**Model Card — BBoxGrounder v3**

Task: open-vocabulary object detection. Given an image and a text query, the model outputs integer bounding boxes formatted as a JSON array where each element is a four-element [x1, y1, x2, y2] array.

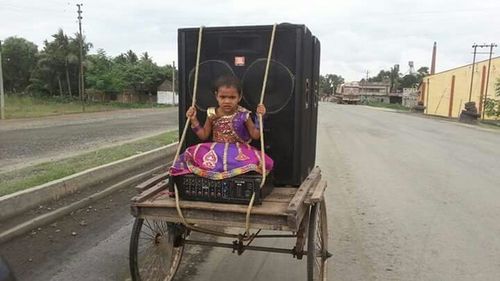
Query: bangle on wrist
[[191, 124, 202, 133], [253, 114, 263, 130]]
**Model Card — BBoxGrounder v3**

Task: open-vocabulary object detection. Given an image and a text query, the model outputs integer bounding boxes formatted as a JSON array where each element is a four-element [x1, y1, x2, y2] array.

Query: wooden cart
[[129, 167, 330, 281]]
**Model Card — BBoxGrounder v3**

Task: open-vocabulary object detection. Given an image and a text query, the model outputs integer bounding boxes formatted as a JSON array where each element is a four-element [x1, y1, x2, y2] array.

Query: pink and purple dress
[[170, 106, 274, 180]]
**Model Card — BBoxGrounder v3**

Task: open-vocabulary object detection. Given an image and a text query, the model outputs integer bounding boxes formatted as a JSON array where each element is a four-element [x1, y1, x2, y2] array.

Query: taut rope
[[172, 24, 277, 239]]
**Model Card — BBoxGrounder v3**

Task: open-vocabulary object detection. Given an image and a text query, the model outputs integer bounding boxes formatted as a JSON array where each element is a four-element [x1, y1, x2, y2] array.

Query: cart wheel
[[129, 218, 187, 281], [307, 200, 329, 281]]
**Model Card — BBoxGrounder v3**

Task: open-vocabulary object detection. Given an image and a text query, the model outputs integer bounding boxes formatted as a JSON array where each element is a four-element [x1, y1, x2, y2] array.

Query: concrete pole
[[0, 40, 5, 120], [468, 44, 478, 102], [479, 65, 486, 116], [77, 4, 85, 112]]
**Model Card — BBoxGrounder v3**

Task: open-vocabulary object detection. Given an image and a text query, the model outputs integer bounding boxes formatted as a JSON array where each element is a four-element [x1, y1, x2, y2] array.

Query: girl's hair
[[214, 75, 242, 95]]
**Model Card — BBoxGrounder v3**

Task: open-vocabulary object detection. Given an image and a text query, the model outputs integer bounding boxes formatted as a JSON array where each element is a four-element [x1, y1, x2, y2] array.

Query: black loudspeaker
[[178, 24, 320, 186], [309, 36, 321, 170]]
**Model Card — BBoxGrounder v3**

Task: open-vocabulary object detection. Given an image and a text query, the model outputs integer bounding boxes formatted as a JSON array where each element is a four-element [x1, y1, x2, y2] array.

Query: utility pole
[[0, 40, 5, 120], [468, 43, 479, 102], [77, 3, 85, 112], [362, 70, 369, 96], [172, 61, 176, 105], [482, 43, 497, 119]]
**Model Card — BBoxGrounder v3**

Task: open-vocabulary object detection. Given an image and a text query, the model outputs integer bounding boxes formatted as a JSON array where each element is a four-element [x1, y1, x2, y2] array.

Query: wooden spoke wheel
[[129, 218, 187, 281], [307, 200, 329, 281]]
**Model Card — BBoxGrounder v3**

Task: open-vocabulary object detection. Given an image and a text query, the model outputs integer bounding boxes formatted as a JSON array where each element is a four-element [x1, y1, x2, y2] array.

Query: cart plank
[[304, 180, 327, 205], [286, 167, 322, 230], [136, 191, 290, 216], [131, 180, 168, 203], [138, 204, 291, 231], [135, 171, 169, 193]]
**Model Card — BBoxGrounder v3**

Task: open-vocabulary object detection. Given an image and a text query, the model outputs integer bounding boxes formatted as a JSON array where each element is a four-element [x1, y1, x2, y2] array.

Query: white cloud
[[1, 0, 499, 80]]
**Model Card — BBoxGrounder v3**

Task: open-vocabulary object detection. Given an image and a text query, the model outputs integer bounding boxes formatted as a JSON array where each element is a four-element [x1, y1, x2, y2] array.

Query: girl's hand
[[256, 104, 266, 115], [186, 106, 197, 121]]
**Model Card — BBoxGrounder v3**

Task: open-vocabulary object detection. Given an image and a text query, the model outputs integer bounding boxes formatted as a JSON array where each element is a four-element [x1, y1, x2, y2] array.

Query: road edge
[[0, 142, 178, 222]]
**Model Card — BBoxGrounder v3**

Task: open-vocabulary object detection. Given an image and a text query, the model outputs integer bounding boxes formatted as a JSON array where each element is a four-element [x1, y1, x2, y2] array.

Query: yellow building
[[422, 56, 500, 120]]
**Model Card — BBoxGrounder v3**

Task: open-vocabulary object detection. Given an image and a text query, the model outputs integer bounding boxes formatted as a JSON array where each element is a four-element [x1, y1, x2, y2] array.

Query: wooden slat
[[261, 187, 296, 203], [135, 171, 169, 192], [286, 167, 322, 229], [135, 196, 289, 217], [286, 167, 321, 213], [304, 180, 327, 205], [131, 179, 169, 203], [138, 206, 291, 231]]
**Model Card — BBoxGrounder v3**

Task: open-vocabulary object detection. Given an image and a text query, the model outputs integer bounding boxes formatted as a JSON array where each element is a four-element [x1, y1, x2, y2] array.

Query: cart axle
[[183, 239, 305, 257]]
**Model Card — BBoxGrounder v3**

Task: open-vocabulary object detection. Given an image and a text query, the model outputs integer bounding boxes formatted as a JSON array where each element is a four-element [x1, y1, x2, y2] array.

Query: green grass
[[0, 131, 178, 197], [3, 95, 168, 119], [364, 101, 411, 111]]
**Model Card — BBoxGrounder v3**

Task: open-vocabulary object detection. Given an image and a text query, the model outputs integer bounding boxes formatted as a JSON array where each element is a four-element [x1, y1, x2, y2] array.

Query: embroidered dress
[[170, 106, 274, 180]]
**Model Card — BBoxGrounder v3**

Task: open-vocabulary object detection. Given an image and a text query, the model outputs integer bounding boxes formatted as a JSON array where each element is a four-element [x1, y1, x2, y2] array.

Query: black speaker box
[[177, 23, 320, 186]]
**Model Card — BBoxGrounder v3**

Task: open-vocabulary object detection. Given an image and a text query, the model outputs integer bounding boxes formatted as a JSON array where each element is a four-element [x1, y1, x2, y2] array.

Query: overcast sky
[[1, 0, 499, 80]]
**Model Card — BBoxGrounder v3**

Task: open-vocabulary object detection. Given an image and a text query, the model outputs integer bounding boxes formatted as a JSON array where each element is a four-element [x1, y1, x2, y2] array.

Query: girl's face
[[216, 86, 241, 114]]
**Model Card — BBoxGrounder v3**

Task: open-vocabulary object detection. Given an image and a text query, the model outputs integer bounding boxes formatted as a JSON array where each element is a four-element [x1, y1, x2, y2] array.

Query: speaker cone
[[188, 60, 236, 111], [241, 59, 294, 114]]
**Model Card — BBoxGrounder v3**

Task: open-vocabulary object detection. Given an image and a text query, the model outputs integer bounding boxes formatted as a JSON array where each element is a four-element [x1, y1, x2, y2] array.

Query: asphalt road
[[0, 108, 178, 173], [2, 102, 500, 280]]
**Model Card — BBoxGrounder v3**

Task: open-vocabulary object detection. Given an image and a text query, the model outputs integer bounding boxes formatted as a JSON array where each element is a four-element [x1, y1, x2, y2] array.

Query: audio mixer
[[171, 173, 273, 204]]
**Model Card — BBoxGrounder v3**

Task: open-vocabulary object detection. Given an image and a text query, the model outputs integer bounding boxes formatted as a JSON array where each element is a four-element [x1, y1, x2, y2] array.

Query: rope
[[242, 23, 277, 236], [171, 26, 251, 240], [172, 26, 204, 166], [258, 23, 277, 188], [174, 183, 241, 238], [171, 24, 277, 240]]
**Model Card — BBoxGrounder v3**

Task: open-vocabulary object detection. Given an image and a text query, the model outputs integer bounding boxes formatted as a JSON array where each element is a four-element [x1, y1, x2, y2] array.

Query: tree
[[86, 49, 171, 95], [140, 52, 152, 63], [1, 37, 38, 93], [389, 64, 400, 92], [484, 78, 500, 119], [367, 70, 390, 83], [399, 74, 419, 89], [125, 50, 138, 64], [51, 29, 78, 97], [86, 49, 121, 92], [29, 30, 92, 97], [417, 67, 429, 77], [320, 74, 344, 96]]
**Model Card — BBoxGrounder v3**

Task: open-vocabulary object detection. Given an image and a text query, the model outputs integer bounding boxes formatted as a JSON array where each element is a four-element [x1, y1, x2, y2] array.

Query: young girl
[[170, 75, 274, 180]]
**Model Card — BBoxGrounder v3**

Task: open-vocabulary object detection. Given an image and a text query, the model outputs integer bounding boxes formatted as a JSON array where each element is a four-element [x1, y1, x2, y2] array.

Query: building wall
[[402, 88, 419, 107], [360, 95, 390, 103], [423, 57, 500, 119], [158, 91, 178, 105]]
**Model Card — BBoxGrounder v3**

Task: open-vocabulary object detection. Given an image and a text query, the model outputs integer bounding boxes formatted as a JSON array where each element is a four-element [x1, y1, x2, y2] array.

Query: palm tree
[[52, 29, 79, 98], [125, 50, 138, 64], [389, 65, 400, 93]]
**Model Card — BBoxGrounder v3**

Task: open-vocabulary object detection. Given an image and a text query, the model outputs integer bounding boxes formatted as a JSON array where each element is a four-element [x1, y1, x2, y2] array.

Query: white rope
[[245, 23, 277, 236], [258, 23, 277, 188], [171, 24, 278, 240], [172, 26, 204, 166]]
